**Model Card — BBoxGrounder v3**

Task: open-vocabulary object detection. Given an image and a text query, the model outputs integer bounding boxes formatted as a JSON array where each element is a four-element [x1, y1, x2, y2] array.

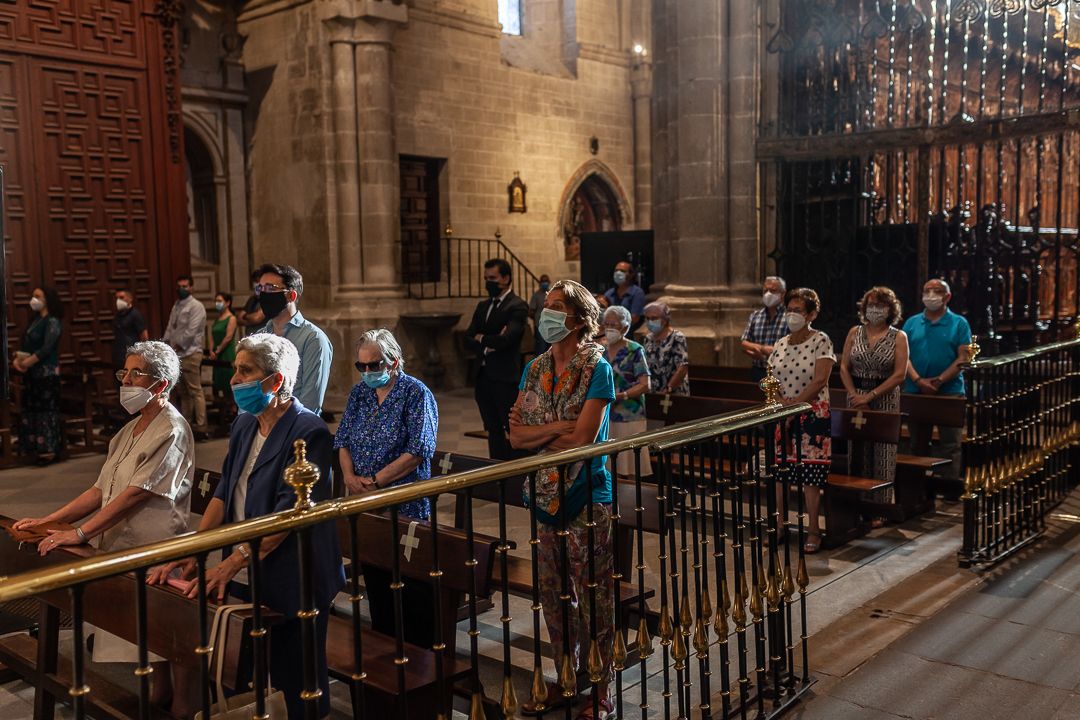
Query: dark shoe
[[194, 431, 211, 442]]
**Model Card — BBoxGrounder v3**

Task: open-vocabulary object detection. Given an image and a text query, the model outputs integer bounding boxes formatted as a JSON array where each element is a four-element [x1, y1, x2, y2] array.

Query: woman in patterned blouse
[[334, 328, 439, 647], [643, 301, 690, 395], [601, 305, 653, 479]]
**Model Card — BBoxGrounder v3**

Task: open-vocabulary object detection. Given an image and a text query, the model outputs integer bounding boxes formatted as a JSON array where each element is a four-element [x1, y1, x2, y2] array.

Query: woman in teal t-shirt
[[510, 280, 616, 719]]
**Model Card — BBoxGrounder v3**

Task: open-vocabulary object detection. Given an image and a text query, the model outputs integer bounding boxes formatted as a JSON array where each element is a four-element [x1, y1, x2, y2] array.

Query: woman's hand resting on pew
[[147, 558, 197, 593]]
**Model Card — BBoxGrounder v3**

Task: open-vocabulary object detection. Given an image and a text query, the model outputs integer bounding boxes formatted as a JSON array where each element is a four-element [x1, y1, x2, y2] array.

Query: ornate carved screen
[[758, 0, 1080, 351], [0, 0, 187, 365]]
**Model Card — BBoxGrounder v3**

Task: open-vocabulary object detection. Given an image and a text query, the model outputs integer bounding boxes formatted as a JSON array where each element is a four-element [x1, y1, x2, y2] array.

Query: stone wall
[[231, 0, 646, 398]]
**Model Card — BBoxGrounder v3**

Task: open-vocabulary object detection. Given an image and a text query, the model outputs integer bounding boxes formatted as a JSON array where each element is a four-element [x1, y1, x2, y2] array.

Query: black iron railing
[[958, 336, 1080, 567], [405, 228, 541, 301], [0, 401, 820, 720]]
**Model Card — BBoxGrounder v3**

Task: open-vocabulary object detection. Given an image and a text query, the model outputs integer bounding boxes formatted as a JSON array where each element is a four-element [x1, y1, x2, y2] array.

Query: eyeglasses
[[355, 360, 385, 372], [254, 283, 287, 295], [115, 369, 158, 383]]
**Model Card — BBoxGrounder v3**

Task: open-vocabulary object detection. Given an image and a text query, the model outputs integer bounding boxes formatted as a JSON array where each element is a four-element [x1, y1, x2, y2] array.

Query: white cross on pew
[[660, 394, 673, 414], [439, 454, 454, 475], [198, 472, 211, 497], [401, 520, 421, 561], [851, 411, 867, 430]]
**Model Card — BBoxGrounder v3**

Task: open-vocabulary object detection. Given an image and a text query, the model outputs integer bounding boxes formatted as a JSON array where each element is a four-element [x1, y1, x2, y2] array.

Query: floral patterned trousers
[[537, 503, 616, 686]]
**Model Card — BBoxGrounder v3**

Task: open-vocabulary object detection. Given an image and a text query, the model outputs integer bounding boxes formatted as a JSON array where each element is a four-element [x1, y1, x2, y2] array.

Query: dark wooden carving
[[0, 0, 187, 371]]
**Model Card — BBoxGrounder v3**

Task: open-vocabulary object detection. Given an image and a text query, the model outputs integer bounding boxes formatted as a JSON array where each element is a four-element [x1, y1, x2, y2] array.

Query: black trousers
[[362, 564, 437, 649], [474, 369, 520, 461]]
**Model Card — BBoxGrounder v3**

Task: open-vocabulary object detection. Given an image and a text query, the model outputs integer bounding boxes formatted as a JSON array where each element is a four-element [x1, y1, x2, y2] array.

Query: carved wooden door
[[0, 0, 187, 367]]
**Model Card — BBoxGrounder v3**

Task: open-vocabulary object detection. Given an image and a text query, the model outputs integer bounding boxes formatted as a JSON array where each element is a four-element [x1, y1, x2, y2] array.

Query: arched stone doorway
[[559, 161, 633, 260], [184, 125, 220, 265]]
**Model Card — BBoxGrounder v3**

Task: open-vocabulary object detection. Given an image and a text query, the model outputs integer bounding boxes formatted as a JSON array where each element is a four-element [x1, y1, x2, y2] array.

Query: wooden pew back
[[644, 393, 757, 426], [830, 407, 902, 446]]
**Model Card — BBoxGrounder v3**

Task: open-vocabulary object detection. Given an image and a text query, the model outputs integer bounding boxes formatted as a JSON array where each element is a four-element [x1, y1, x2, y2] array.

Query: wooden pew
[[436, 452, 659, 632], [330, 512, 499, 718], [644, 393, 757, 426], [0, 518, 264, 720], [690, 363, 846, 388]]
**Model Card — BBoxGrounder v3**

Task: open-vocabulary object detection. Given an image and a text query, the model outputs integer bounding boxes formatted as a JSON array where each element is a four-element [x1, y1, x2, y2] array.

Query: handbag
[[194, 603, 288, 720]]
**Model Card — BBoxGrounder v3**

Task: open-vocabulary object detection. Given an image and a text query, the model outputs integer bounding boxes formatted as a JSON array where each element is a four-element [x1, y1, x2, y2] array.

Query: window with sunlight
[[498, 0, 522, 36]]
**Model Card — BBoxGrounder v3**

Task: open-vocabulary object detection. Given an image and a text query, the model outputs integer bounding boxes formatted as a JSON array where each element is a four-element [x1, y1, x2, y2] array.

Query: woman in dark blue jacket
[[151, 333, 344, 719]]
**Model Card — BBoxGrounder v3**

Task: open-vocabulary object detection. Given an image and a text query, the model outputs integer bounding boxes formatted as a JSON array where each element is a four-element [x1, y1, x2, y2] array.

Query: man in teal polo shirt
[[902, 278, 971, 489]]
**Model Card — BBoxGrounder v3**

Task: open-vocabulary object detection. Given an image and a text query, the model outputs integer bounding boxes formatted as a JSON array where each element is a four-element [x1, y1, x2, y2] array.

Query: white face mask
[[604, 328, 624, 344], [923, 294, 944, 312], [120, 385, 157, 415], [864, 306, 888, 325], [763, 291, 783, 308], [29, 297, 44, 312], [785, 312, 807, 332], [116, 298, 130, 312]]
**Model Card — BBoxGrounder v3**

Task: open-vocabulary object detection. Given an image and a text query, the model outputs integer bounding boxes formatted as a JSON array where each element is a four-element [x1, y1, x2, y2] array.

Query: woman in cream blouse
[[14, 340, 194, 715]]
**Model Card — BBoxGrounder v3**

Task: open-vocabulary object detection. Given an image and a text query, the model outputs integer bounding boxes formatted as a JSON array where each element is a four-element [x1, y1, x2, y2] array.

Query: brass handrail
[[0, 401, 810, 602], [967, 336, 1080, 369]]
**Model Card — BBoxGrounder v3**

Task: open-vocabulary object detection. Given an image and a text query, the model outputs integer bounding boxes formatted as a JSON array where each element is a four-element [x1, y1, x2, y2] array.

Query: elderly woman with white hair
[[15, 340, 194, 714], [334, 328, 439, 646], [642, 300, 690, 396], [149, 333, 344, 720], [601, 305, 653, 479]]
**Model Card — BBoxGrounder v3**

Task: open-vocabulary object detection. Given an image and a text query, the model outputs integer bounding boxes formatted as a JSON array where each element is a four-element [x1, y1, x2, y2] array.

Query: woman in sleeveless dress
[[839, 286, 909, 512]]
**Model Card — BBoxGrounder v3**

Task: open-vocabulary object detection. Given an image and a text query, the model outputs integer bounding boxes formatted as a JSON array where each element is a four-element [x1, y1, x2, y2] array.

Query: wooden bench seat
[[331, 512, 499, 717], [0, 633, 171, 720]]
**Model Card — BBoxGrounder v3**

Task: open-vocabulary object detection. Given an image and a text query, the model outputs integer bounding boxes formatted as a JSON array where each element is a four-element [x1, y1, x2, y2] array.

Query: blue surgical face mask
[[539, 308, 573, 344], [362, 369, 391, 389], [539, 281, 550, 292], [613, 270, 628, 286], [646, 319, 664, 334], [214, 301, 225, 312], [232, 377, 275, 415]]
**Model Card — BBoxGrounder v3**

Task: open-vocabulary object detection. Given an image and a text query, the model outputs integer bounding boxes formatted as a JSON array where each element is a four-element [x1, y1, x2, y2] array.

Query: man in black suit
[[465, 258, 529, 460]]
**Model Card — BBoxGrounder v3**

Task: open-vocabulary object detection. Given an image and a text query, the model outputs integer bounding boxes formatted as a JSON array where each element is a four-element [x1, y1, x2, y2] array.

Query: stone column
[[354, 16, 400, 290], [631, 61, 653, 229], [325, 21, 364, 291], [650, 0, 762, 364], [321, 1, 407, 297]]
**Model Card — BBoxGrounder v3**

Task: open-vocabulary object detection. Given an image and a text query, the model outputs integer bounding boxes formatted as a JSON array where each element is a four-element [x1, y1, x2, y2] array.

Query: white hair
[[356, 328, 405, 372], [237, 334, 300, 399], [603, 305, 632, 331], [126, 341, 180, 393], [643, 301, 671, 320], [765, 276, 787, 291]]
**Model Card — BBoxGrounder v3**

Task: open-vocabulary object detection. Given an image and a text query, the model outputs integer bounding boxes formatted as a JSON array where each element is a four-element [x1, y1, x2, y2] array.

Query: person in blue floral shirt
[[601, 306, 653, 480], [334, 328, 439, 647]]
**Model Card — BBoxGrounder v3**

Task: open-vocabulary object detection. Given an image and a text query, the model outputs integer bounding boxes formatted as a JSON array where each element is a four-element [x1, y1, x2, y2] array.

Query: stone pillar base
[[650, 284, 760, 367]]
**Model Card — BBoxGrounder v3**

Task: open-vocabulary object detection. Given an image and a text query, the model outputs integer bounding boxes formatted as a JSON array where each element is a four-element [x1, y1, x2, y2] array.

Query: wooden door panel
[[0, 52, 42, 354], [28, 58, 159, 361], [0, 1, 143, 65]]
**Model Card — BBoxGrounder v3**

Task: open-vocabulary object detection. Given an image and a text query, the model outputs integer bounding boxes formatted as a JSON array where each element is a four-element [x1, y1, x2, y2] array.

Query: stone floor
[[0, 388, 1072, 718]]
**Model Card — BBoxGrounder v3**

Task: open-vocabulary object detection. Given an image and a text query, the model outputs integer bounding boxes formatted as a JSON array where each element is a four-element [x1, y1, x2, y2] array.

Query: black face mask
[[485, 280, 502, 298], [258, 291, 289, 318], [176, 288, 190, 300]]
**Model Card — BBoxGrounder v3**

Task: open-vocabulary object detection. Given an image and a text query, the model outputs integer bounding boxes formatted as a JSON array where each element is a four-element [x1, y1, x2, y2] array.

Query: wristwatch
[[75, 527, 87, 544], [236, 543, 251, 561]]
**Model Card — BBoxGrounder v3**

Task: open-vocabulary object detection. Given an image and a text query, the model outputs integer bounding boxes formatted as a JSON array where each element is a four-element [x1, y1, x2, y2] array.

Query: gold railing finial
[[494, 226, 502, 241], [444, 224, 453, 238], [760, 364, 782, 405], [967, 334, 981, 363], [284, 439, 320, 511]]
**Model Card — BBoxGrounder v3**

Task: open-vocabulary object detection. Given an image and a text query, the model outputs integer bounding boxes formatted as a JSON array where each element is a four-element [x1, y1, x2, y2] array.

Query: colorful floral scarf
[[520, 342, 604, 518]]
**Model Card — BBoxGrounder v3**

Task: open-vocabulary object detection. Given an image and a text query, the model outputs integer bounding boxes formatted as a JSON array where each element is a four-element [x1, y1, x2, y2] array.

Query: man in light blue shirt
[[163, 274, 208, 434], [253, 264, 333, 414], [902, 278, 972, 485]]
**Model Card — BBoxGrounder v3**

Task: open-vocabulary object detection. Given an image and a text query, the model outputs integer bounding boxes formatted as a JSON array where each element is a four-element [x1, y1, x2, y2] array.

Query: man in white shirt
[[163, 274, 208, 437]]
